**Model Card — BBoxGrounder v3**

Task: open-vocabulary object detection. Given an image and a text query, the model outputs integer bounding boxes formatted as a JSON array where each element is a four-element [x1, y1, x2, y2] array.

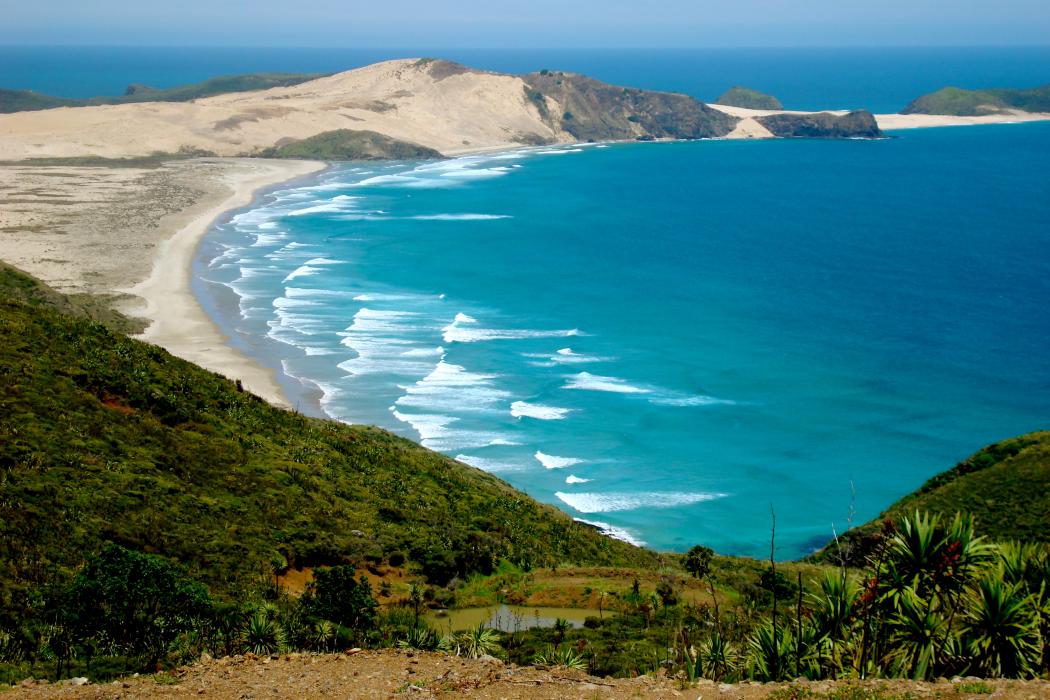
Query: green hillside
[[902, 84, 1050, 116], [0, 265, 655, 621], [260, 129, 444, 160], [814, 432, 1050, 565], [715, 86, 783, 110], [0, 72, 323, 113]]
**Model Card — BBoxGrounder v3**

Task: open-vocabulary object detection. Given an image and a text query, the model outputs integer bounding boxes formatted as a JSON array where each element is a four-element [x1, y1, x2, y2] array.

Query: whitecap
[[410, 214, 511, 221], [391, 410, 508, 451], [565, 475, 591, 484], [510, 401, 574, 420], [524, 347, 614, 366], [455, 455, 523, 473], [535, 451, 584, 469], [394, 359, 510, 413], [562, 372, 650, 394], [282, 265, 321, 282], [286, 195, 360, 216], [442, 312, 581, 344], [574, 518, 646, 546], [303, 257, 345, 266], [650, 395, 737, 407], [555, 491, 727, 513]]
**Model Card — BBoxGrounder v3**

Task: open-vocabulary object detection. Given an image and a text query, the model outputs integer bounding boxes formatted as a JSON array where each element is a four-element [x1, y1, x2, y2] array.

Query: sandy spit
[[120, 158, 325, 407], [709, 103, 1050, 133]]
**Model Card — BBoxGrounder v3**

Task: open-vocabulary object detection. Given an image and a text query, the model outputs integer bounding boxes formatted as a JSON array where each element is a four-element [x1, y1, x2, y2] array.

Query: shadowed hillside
[[0, 265, 657, 623]]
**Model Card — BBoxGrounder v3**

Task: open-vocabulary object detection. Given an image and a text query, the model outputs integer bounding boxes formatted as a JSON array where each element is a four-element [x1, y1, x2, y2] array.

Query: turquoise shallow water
[[195, 124, 1050, 558], [8, 45, 1046, 557]]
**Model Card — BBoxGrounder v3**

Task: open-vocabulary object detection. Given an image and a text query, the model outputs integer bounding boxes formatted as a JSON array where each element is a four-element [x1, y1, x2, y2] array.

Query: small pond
[[425, 605, 612, 633]]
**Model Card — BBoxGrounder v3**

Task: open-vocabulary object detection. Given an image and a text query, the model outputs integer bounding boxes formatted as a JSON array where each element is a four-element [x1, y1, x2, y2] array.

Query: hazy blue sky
[[3, 0, 1049, 47]]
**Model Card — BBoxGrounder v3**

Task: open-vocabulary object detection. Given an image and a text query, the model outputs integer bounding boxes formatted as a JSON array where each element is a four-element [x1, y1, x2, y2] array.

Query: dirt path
[[8, 650, 1047, 700]]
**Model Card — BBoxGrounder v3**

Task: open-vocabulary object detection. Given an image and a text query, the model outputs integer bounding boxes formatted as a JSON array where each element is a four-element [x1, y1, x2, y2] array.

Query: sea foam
[[555, 491, 727, 513], [535, 451, 584, 469], [562, 372, 651, 394], [510, 401, 573, 420], [443, 312, 581, 344]]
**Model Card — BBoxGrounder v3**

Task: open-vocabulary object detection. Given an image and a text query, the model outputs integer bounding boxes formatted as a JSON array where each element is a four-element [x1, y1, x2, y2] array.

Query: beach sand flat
[[0, 158, 322, 406]]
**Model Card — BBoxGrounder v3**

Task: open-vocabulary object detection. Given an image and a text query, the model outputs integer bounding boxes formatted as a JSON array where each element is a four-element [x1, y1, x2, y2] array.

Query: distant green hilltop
[[903, 84, 1050, 116], [715, 86, 784, 110]]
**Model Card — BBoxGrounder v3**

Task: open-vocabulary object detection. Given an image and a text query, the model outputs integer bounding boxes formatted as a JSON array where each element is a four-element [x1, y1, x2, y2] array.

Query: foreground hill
[[0, 265, 656, 618], [813, 431, 1050, 564], [903, 84, 1050, 116], [0, 58, 886, 161]]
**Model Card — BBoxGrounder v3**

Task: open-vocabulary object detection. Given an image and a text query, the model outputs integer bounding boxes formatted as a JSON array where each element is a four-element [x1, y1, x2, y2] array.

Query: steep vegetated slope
[[903, 84, 1050, 116], [812, 432, 1050, 565], [260, 129, 443, 160], [521, 69, 739, 140], [0, 266, 657, 619], [756, 110, 882, 138]]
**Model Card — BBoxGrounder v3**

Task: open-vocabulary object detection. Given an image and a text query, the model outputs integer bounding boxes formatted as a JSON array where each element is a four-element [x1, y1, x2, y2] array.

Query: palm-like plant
[[533, 644, 587, 670], [443, 624, 500, 659], [242, 612, 287, 655], [397, 625, 439, 651], [884, 587, 952, 679], [694, 630, 739, 681], [747, 621, 793, 681], [962, 575, 1041, 678]]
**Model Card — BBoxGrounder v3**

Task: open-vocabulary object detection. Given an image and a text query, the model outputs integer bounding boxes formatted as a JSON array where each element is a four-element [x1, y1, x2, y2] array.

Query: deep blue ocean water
[[6, 47, 1048, 557], [4, 45, 1050, 112]]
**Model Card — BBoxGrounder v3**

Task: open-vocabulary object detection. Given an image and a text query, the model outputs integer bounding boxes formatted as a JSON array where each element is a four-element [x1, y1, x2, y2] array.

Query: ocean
[[6, 47, 1049, 557]]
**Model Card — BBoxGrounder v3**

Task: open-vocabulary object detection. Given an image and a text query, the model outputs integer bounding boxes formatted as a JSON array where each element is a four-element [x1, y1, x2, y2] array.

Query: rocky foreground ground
[[7, 650, 1048, 700]]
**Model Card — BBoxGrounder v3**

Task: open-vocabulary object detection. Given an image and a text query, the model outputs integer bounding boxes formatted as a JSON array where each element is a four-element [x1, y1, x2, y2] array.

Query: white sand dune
[[0, 59, 570, 160]]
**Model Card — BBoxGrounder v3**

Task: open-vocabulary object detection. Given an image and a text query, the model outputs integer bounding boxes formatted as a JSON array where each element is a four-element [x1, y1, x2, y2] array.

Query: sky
[[2, 0, 1049, 47]]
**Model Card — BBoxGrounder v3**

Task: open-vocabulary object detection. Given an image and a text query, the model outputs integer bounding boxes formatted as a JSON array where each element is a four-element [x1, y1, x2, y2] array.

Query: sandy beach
[[709, 103, 1050, 132], [0, 157, 323, 406]]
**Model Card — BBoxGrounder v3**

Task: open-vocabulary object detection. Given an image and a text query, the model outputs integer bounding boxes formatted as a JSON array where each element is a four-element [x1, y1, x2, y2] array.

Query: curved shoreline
[[121, 158, 325, 407]]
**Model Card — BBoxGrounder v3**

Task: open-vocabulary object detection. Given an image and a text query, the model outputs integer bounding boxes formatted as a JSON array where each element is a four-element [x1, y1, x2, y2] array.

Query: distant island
[[903, 83, 1050, 116], [715, 86, 784, 110]]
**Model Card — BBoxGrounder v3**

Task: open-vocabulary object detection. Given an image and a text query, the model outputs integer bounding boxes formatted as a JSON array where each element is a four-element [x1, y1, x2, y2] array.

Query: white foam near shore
[[574, 518, 646, 547], [454, 454, 524, 473], [555, 491, 727, 513], [562, 372, 651, 394], [443, 312, 582, 344], [535, 451, 584, 469], [510, 400, 574, 420], [524, 347, 614, 366], [565, 475, 591, 484], [395, 359, 510, 413], [410, 214, 511, 221], [391, 409, 509, 452]]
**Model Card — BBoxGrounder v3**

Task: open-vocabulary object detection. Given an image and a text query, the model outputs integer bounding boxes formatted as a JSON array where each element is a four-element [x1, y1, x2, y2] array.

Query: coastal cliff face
[[757, 110, 882, 138], [522, 70, 738, 141]]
